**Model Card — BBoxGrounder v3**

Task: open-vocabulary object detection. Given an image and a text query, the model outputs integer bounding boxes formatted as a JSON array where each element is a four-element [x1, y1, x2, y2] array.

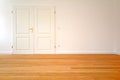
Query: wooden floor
[[0, 54, 120, 80]]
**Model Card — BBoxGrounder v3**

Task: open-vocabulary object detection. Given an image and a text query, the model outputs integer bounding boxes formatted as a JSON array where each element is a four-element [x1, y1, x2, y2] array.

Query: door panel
[[16, 8, 30, 34], [37, 14, 51, 33], [16, 37, 30, 50]]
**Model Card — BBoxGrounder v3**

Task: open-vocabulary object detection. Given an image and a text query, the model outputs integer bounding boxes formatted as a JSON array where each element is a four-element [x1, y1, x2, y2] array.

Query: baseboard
[[113, 51, 120, 55], [115, 53, 120, 55], [0, 51, 115, 54], [55, 51, 114, 54], [0, 51, 12, 54]]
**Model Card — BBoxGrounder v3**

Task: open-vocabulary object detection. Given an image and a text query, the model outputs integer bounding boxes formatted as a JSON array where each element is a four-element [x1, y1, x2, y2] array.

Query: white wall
[[0, 0, 12, 53], [0, 0, 117, 54], [55, 0, 114, 53], [114, 0, 120, 54]]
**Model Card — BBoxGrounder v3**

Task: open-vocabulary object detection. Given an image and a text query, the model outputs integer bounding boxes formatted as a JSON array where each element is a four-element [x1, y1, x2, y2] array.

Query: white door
[[13, 7, 34, 54], [13, 7, 55, 54], [34, 7, 55, 53]]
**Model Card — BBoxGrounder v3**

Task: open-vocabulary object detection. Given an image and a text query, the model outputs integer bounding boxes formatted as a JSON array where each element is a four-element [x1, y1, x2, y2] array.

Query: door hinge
[[11, 10, 15, 14], [11, 45, 13, 48], [54, 11, 56, 14], [54, 45, 56, 48]]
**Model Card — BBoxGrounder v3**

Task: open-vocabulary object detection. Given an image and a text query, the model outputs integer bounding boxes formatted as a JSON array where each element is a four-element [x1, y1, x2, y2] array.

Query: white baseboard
[[0, 51, 12, 54], [115, 53, 120, 55], [113, 51, 120, 55], [0, 51, 115, 54], [55, 51, 114, 54]]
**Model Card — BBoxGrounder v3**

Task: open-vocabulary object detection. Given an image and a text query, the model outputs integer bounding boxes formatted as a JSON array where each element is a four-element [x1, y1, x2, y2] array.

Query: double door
[[13, 6, 55, 54]]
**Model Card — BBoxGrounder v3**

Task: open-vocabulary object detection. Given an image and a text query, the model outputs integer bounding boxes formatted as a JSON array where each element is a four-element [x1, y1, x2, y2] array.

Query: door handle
[[29, 28, 33, 32]]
